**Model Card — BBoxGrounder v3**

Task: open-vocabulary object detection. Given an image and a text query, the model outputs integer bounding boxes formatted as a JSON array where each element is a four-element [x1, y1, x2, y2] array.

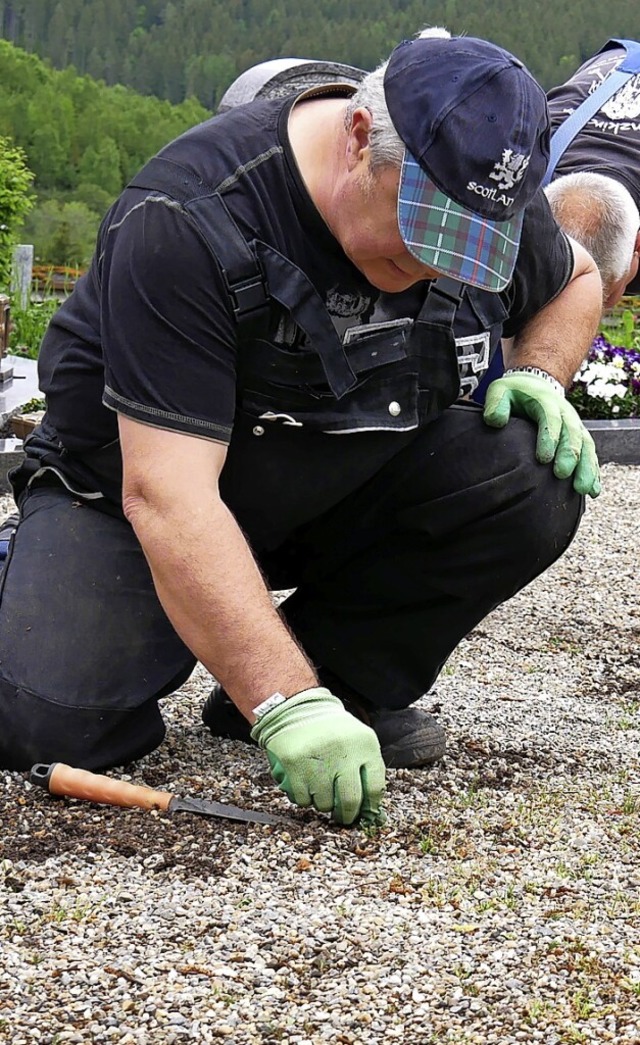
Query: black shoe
[[201, 684, 446, 769], [363, 704, 446, 769], [202, 685, 255, 744]]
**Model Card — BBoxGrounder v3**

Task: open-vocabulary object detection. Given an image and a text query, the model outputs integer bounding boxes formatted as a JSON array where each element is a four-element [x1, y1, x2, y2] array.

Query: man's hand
[[483, 371, 601, 498], [250, 688, 386, 826]]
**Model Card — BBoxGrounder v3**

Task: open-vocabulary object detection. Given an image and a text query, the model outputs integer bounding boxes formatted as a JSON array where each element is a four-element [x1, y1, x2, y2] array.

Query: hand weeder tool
[[29, 762, 289, 826]]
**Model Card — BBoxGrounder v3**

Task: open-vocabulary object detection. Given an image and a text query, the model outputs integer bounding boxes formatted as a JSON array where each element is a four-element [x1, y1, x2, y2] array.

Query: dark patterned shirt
[[547, 45, 640, 211]]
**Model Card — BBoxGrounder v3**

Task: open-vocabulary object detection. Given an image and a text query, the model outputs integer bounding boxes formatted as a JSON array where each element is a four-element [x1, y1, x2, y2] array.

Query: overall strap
[[128, 155, 358, 398], [412, 277, 466, 406], [543, 39, 640, 186], [187, 194, 270, 332], [128, 157, 270, 336], [254, 242, 357, 399], [415, 277, 465, 331]]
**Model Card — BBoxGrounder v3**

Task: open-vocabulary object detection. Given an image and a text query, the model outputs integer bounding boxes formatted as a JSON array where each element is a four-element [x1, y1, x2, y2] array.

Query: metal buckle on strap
[[228, 275, 269, 319], [430, 277, 465, 306]]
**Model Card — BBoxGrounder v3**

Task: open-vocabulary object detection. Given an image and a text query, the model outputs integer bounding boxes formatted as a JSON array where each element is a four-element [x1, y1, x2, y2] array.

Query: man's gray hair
[[545, 171, 639, 293], [344, 27, 451, 171]]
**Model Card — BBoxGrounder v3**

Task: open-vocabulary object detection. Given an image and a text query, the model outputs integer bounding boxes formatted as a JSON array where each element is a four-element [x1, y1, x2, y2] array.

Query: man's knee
[[490, 415, 585, 567], [395, 410, 584, 596], [0, 482, 194, 713], [400, 409, 582, 528], [0, 680, 166, 772]]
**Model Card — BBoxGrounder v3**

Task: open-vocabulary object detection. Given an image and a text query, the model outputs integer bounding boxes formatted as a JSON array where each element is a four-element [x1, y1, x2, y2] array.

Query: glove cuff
[[250, 687, 343, 746], [503, 366, 566, 397]]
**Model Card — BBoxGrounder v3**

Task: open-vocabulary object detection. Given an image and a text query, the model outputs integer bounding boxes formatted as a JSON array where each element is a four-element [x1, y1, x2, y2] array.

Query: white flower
[[581, 361, 625, 385], [586, 379, 628, 401]]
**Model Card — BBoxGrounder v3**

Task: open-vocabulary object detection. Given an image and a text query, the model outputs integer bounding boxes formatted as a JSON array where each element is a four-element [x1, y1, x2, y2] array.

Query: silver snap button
[[388, 401, 402, 417], [252, 425, 265, 436]]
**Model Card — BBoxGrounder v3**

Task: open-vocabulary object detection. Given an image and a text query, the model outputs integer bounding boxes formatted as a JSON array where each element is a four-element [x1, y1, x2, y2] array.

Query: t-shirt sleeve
[[501, 189, 575, 340], [100, 190, 238, 443]]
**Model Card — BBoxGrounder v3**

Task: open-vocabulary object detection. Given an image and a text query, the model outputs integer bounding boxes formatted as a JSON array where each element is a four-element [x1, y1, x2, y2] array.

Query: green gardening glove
[[483, 371, 601, 498], [250, 687, 386, 827]]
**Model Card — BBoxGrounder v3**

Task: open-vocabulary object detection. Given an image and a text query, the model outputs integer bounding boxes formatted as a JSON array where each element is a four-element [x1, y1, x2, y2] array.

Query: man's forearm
[[128, 495, 318, 721], [505, 265, 602, 387]]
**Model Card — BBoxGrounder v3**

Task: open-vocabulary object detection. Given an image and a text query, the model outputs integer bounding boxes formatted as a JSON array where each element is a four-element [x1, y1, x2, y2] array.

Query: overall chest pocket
[[239, 320, 421, 434]]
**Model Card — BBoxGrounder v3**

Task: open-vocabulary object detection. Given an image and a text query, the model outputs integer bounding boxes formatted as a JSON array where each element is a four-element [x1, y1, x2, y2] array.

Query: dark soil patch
[[0, 775, 311, 878]]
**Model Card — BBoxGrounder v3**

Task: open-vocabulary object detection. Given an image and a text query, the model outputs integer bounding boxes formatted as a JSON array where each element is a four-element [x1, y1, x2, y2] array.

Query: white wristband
[[252, 691, 289, 722], [503, 366, 565, 397]]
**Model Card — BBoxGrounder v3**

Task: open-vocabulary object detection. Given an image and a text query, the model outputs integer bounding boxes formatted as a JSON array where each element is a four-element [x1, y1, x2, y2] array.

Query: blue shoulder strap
[[542, 38, 640, 186]]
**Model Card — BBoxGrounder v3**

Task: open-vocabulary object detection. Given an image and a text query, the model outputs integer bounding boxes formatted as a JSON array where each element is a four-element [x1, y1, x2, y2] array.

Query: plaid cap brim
[[397, 153, 523, 292]]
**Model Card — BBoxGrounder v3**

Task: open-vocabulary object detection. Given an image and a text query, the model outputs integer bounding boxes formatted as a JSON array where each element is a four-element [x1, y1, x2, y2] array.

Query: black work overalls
[[0, 154, 583, 775], [117, 158, 583, 717], [125, 156, 509, 556]]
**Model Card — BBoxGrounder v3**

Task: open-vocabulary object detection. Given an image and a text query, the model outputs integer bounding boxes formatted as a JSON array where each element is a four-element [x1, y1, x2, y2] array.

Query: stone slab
[[0, 357, 41, 492], [0, 438, 25, 491], [0, 354, 41, 428], [584, 418, 640, 465]]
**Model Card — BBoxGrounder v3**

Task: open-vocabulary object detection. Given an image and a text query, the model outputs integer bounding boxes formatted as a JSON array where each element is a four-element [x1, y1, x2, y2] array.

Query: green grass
[[9, 297, 59, 358]]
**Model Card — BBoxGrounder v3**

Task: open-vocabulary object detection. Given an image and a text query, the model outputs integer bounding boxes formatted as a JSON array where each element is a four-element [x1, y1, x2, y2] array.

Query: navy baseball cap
[[384, 36, 550, 292]]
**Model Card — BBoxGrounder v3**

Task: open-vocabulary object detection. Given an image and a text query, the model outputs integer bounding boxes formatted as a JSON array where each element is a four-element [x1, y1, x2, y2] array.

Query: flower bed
[[568, 333, 640, 420], [570, 303, 640, 463]]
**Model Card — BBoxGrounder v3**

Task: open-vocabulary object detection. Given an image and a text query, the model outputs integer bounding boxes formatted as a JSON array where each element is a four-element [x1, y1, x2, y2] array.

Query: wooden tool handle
[[30, 762, 173, 811]]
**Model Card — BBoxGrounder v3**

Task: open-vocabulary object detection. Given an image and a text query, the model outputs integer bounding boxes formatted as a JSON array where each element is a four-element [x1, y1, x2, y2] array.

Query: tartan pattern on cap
[[398, 155, 522, 292]]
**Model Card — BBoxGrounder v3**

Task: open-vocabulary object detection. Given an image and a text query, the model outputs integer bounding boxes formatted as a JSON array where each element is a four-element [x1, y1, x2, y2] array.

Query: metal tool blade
[[168, 794, 288, 825]]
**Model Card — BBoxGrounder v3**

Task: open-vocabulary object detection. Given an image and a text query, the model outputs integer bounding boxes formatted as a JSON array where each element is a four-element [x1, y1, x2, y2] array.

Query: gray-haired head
[[344, 27, 452, 171], [345, 26, 552, 292], [545, 171, 640, 303]]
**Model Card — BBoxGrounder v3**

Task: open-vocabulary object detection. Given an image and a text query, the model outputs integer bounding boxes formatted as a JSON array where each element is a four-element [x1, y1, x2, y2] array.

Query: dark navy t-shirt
[[37, 93, 572, 465], [547, 46, 640, 210]]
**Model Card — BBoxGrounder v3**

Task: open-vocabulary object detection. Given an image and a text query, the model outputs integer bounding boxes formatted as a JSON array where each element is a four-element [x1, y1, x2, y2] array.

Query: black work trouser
[[0, 405, 583, 771]]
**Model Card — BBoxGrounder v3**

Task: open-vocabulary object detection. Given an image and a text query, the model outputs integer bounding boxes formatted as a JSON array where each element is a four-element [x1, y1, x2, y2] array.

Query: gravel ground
[[1, 465, 639, 1045]]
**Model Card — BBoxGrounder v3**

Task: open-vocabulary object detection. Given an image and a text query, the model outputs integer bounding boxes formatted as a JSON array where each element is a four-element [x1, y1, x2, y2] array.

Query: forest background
[[1, 0, 640, 266]]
